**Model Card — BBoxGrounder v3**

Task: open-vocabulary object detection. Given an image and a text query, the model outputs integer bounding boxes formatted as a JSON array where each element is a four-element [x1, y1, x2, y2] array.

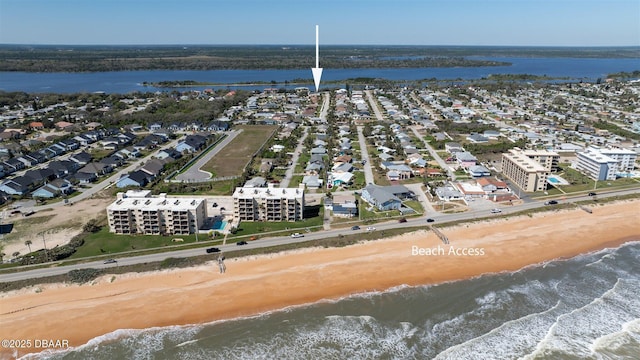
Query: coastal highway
[[1, 188, 638, 283]]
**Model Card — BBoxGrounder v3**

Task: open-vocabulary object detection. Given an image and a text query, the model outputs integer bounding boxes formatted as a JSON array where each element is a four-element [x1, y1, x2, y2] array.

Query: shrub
[[68, 268, 103, 284], [160, 257, 190, 269]]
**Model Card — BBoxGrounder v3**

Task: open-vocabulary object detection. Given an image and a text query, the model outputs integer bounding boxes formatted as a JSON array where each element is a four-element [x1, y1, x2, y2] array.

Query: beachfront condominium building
[[575, 147, 637, 181], [107, 190, 205, 235], [232, 184, 305, 222], [501, 148, 556, 192], [520, 149, 560, 172]]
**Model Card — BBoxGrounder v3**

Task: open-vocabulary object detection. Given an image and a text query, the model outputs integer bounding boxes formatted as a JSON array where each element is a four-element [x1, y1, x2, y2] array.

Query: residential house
[[78, 162, 113, 177], [149, 123, 163, 132], [467, 134, 489, 143], [0, 176, 33, 196], [156, 148, 182, 161], [70, 151, 92, 166], [302, 175, 323, 189], [361, 184, 411, 211], [445, 142, 464, 153], [140, 159, 166, 179], [116, 170, 150, 188], [468, 165, 491, 177], [331, 194, 358, 218], [48, 160, 79, 178], [32, 179, 74, 198], [456, 152, 477, 169], [73, 172, 97, 184], [176, 134, 207, 153], [329, 172, 353, 187], [310, 146, 327, 155]]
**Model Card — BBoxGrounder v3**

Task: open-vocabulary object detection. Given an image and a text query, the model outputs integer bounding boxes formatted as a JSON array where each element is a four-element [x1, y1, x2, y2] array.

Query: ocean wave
[[24, 241, 640, 360]]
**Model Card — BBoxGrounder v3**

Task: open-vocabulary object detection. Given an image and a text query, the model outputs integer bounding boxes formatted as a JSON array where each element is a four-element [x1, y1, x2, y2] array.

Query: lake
[[0, 57, 638, 93]]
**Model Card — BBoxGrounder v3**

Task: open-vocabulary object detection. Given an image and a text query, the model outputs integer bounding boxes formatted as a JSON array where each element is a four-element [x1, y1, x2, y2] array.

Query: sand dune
[[1, 200, 639, 358]]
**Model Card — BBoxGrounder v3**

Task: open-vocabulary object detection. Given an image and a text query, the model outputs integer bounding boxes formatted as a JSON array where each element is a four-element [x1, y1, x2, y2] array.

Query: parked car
[[544, 200, 558, 205], [206, 247, 220, 253], [351, 225, 361, 230], [237, 241, 248, 246], [426, 218, 435, 223], [588, 192, 597, 196], [491, 208, 502, 213], [398, 217, 407, 223], [103, 259, 117, 264], [290, 233, 304, 238]]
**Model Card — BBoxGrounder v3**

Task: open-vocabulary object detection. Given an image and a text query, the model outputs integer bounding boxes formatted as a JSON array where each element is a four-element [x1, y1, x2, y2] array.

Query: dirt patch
[[202, 125, 277, 177], [0, 197, 113, 259]]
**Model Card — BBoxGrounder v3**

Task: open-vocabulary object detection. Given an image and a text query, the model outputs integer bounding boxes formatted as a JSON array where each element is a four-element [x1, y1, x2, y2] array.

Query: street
[[2, 188, 637, 282]]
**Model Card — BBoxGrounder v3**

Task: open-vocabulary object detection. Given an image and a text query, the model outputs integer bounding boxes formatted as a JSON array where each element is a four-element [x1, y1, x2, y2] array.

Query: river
[[1, 57, 638, 94]]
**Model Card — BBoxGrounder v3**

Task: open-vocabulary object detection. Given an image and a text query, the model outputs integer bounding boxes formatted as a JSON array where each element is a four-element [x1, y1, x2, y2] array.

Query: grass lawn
[[208, 179, 238, 195], [70, 228, 223, 259], [352, 171, 366, 188], [358, 200, 398, 222], [403, 200, 424, 214], [553, 168, 640, 194], [290, 175, 304, 188], [201, 125, 277, 177]]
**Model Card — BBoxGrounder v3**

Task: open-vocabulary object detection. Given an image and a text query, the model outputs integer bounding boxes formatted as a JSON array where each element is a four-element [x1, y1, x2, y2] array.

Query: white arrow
[[311, 25, 323, 92]]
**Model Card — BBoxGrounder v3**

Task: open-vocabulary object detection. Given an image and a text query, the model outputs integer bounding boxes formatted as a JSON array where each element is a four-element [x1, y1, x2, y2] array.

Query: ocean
[[1, 57, 639, 93], [28, 241, 640, 360]]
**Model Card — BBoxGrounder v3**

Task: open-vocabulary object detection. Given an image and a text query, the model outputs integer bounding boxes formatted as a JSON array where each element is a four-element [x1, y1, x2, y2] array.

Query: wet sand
[[1, 200, 639, 359]]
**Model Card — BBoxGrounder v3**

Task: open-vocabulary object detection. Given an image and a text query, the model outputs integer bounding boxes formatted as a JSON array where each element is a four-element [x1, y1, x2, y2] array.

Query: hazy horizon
[[1, 44, 639, 49], [1, 0, 638, 47]]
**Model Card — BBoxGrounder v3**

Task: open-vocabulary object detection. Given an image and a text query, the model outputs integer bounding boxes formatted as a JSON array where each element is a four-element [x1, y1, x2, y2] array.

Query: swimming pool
[[212, 220, 227, 231], [547, 175, 570, 186]]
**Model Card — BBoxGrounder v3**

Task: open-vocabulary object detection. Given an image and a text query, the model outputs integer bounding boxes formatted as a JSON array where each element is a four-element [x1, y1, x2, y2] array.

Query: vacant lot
[[202, 125, 277, 178]]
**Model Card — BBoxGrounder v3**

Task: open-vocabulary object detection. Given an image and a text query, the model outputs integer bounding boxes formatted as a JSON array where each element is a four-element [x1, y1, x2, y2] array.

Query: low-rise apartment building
[[107, 190, 205, 235], [232, 185, 305, 222]]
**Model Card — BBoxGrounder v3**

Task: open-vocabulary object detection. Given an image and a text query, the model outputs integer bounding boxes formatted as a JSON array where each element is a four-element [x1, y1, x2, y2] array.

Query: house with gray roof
[[362, 184, 402, 211]]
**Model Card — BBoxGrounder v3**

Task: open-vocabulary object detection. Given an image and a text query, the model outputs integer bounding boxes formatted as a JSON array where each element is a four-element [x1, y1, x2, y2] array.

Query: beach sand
[[1, 200, 639, 358]]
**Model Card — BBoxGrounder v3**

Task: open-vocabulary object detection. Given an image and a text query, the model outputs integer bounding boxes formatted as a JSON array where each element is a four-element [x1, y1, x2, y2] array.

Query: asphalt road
[[175, 130, 240, 182], [357, 125, 375, 185], [2, 188, 637, 283]]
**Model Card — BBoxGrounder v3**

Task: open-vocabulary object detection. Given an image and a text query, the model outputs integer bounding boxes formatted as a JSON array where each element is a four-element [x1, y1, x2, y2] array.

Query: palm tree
[[12, 251, 20, 259], [25, 240, 32, 254], [0, 252, 5, 263]]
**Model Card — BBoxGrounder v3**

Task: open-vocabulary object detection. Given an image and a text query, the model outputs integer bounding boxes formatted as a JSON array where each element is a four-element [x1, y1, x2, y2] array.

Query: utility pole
[[41, 232, 49, 262]]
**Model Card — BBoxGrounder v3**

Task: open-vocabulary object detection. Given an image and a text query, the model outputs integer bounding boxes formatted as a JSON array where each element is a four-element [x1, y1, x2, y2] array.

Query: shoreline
[[1, 200, 639, 358]]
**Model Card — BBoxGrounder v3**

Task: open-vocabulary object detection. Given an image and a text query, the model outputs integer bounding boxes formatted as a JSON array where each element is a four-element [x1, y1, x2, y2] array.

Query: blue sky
[[1, 0, 638, 46]]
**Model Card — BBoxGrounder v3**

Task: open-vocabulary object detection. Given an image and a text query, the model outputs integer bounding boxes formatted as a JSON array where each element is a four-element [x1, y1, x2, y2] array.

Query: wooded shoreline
[[2, 45, 638, 73]]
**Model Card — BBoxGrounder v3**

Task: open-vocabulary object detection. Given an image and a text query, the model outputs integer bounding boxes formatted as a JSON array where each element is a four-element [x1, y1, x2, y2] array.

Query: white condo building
[[107, 190, 205, 235], [233, 185, 305, 222], [575, 147, 637, 181]]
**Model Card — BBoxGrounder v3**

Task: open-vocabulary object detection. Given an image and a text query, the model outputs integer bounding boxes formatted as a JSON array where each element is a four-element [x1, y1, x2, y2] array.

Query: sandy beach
[[1, 200, 639, 358]]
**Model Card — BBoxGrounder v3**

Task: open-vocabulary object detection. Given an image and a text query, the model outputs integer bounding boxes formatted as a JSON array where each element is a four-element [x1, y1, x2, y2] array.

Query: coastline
[[1, 200, 639, 358]]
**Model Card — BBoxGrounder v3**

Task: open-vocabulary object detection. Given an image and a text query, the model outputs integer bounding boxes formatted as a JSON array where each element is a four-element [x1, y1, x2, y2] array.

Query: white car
[[491, 208, 502, 213], [366, 226, 376, 232], [290, 233, 304, 238]]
